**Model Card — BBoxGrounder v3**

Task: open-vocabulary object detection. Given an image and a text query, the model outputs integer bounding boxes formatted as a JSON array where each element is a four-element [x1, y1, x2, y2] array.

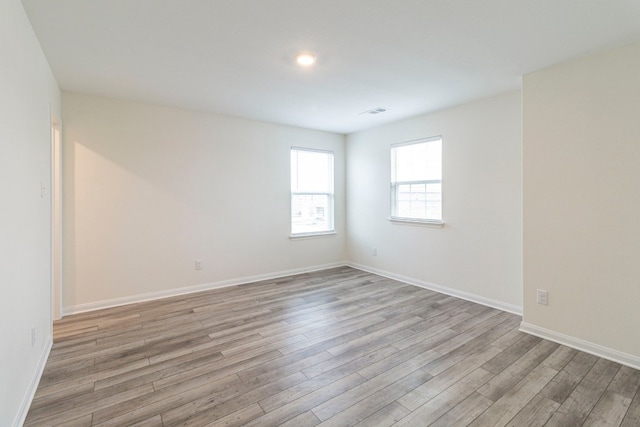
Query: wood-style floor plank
[[545, 358, 622, 427], [25, 266, 640, 426]]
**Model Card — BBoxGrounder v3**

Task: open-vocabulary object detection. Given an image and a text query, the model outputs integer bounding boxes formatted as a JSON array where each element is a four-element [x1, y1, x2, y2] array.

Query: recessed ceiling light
[[295, 52, 317, 66]]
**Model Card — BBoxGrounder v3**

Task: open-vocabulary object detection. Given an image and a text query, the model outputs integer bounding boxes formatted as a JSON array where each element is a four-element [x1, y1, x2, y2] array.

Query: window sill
[[290, 231, 337, 240], [388, 218, 444, 228]]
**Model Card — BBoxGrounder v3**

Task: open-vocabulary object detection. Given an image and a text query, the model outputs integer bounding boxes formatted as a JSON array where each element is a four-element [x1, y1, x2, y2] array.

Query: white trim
[[346, 262, 522, 316], [519, 322, 640, 371], [390, 135, 442, 149], [388, 218, 444, 228], [62, 262, 345, 316], [290, 231, 337, 240], [390, 136, 443, 223], [62, 261, 522, 317], [57, 261, 640, 377], [290, 147, 335, 238], [50, 111, 62, 322], [290, 146, 333, 155], [14, 335, 52, 427]]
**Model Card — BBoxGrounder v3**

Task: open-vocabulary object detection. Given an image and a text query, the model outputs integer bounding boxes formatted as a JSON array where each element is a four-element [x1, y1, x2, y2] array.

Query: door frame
[[51, 113, 62, 321]]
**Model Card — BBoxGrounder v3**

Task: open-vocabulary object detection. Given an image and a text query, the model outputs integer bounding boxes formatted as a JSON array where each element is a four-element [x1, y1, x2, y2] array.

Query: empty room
[[3, 0, 640, 425]]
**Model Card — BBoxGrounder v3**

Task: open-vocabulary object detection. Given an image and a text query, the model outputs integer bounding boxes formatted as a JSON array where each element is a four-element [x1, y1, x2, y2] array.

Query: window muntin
[[291, 147, 335, 236], [391, 137, 442, 222]]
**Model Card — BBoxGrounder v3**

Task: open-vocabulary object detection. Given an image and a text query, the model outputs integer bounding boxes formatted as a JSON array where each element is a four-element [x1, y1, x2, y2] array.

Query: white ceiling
[[22, 0, 640, 134]]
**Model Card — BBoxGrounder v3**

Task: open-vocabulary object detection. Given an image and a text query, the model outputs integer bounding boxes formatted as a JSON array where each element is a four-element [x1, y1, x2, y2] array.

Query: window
[[291, 147, 335, 236], [390, 137, 442, 223]]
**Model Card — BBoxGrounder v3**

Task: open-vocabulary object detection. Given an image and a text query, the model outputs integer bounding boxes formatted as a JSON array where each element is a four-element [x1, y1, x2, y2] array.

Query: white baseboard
[[62, 262, 347, 316], [346, 262, 523, 316], [348, 263, 640, 369], [519, 322, 640, 371], [58, 261, 640, 377], [14, 334, 52, 427]]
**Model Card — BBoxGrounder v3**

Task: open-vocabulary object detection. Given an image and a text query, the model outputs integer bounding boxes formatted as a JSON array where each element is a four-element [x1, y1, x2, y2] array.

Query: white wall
[[62, 93, 345, 311], [0, 0, 61, 425], [346, 91, 522, 312], [523, 43, 640, 362]]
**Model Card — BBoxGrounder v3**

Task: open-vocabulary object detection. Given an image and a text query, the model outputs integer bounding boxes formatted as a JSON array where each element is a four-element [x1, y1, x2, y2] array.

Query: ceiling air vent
[[359, 107, 387, 115]]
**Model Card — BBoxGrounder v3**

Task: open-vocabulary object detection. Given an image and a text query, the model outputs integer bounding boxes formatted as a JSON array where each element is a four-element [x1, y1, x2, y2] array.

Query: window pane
[[398, 184, 411, 201], [291, 149, 334, 193], [393, 142, 427, 181], [397, 200, 412, 218], [391, 138, 441, 182], [292, 194, 332, 234], [424, 141, 442, 181], [426, 183, 442, 220]]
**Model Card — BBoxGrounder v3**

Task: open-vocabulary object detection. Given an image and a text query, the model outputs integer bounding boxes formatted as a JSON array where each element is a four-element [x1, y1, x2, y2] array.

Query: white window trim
[[289, 231, 337, 240], [290, 147, 335, 237], [390, 136, 443, 225], [388, 217, 444, 228]]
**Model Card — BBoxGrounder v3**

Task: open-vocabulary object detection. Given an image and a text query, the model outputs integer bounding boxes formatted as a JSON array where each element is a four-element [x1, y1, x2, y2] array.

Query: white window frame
[[290, 147, 335, 238], [390, 136, 443, 227]]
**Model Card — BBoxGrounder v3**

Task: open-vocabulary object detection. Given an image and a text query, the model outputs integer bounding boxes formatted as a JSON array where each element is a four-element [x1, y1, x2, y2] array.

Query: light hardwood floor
[[26, 267, 640, 426]]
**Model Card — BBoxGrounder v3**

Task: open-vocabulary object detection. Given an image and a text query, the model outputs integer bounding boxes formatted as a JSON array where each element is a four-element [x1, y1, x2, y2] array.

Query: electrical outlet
[[31, 326, 36, 346], [371, 247, 377, 256], [195, 259, 203, 270], [536, 289, 548, 305]]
